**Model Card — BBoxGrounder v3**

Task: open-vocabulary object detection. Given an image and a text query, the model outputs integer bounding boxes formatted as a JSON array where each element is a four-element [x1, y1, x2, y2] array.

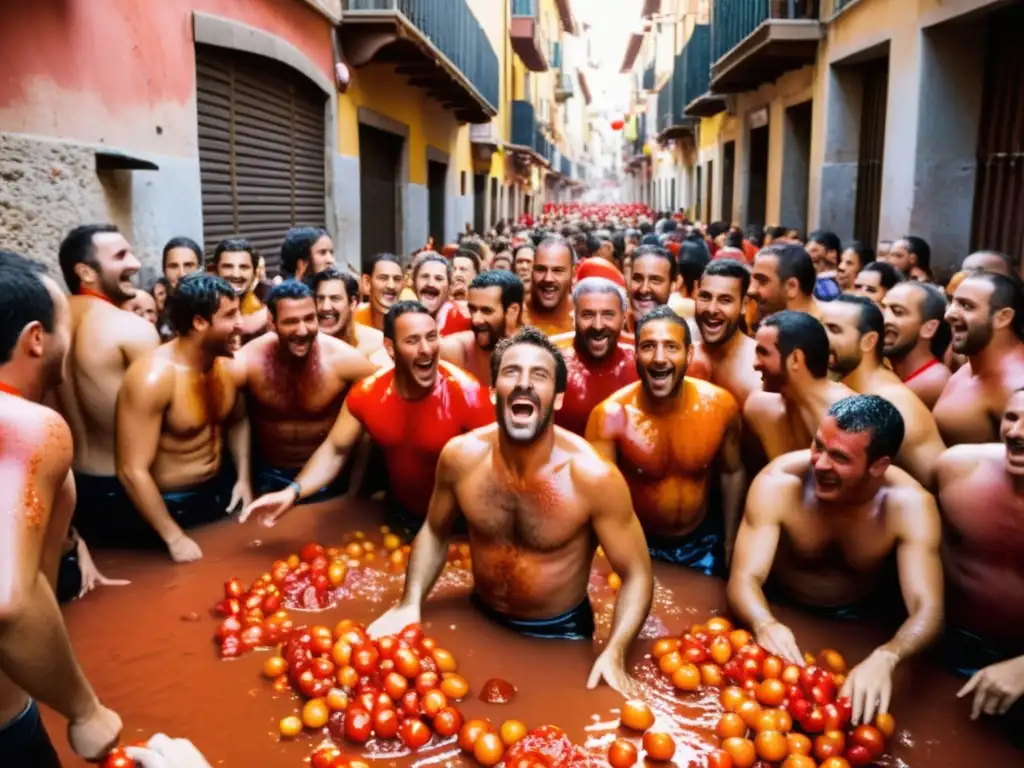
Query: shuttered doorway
[[195, 44, 327, 275], [853, 59, 888, 250]]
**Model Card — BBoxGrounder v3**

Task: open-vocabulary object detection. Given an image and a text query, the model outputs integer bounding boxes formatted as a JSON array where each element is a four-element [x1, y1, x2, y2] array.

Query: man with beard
[[440, 270, 523, 385], [280, 226, 335, 281], [368, 327, 653, 694], [934, 272, 1024, 444], [241, 301, 493, 532], [54, 226, 162, 549], [882, 282, 951, 408], [743, 311, 853, 461], [513, 245, 535, 294], [628, 244, 677, 328], [523, 238, 575, 335], [452, 248, 481, 302], [885, 236, 931, 283], [0, 252, 123, 766], [554, 278, 638, 436], [113, 274, 245, 563], [161, 236, 203, 289], [693, 259, 761, 408], [937, 391, 1024, 733], [354, 253, 404, 331], [853, 261, 904, 308], [587, 307, 743, 572], [312, 268, 386, 361], [821, 295, 946, 487], [412, 252, 471, 336], [748, 244, 822, 324], [212, 238, 268, 345], [230, 281, 377, 502], [728, 395, 943, 725]]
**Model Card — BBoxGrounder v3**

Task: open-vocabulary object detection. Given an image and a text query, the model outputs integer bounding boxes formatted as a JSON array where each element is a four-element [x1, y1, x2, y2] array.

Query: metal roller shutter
[[195, 44, 327, 275]]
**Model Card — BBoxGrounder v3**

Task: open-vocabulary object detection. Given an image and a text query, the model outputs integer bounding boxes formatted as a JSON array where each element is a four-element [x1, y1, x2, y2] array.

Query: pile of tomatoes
[[653, 617, 895, 768]]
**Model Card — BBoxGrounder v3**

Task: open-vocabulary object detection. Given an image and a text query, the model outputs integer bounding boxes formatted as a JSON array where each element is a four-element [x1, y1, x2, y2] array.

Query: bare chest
[[781, 494, 894, 571], [248, 363, 346, 421], [941, 471, 1024, 558], [618, 410, 726, 479], [165, 369, 236, 438], [934, 373, 1011, 442]]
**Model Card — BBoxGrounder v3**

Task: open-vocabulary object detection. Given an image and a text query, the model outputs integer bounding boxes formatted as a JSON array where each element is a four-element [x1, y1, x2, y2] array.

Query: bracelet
[[753, 617, 776, 634], [287, 481, 302, 502]]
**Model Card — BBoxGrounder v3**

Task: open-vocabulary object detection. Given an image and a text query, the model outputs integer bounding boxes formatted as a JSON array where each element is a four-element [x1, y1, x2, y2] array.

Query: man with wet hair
[[113, 274, 245, 563], [161, 236, 204, 289], [0, 251, 123, 766], [882, 282, 951, 408], [280, 226, 334, 281], [554, 277, 638, 436], [231, 281, 376, 503], [369, 327, 653, 695], [354, 253, 404, 331], [934, 271, 1024, 444], [822, 295, 946, 487], [588, 307, 743, 571], [743, 311, 854, 460], [241, 301, 493, 531], [440, 270, 523, 386], [748, 244, 822, 321], [887, 236, 931, 282], [311, 268, 385, 361], [523, 237, 575, 335], [853, 261, 904, 308], [937, 390, 1024, 732], [411, 251, 471, 336], [729, 394, 943, 726]]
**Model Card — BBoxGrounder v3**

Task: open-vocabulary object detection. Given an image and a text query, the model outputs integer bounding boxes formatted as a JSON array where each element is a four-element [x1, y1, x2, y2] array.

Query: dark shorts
[[471, 593, 595, 640], [252, 460, 350, 503], [647, 511, 725, 578], [56, 548, 82, 604], [73, 471, 233, 550], [0, 700, 62, 768]]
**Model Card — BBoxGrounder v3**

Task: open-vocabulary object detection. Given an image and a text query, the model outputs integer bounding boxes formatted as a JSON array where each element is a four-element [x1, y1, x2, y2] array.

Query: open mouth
[[381, 291, 398, 303], [815, 472, 840, 489], [508, 396, 538, 424], [647, 367, 673, 383], [1007, 441, 1024, 459], [413, 357, 435, 374], [701, 317, 724, 335], [538, 283, 559, 299], [420, 287, 440, 299], [319, 311, 339, 325]]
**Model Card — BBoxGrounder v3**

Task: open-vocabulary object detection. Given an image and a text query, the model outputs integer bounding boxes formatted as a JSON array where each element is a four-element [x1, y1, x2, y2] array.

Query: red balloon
[[611, 119, 625, 131]]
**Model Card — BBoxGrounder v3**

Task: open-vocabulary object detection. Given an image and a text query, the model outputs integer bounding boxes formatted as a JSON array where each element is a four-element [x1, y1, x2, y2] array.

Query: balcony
[[510, 100, 552, 166], [554, 72, 574, 102], [339, 0, 499, 122], [682, 24, 726, 118], [710, 0, 822, 93], [656, 26, 718, 142], [511, 0, 549, 72]]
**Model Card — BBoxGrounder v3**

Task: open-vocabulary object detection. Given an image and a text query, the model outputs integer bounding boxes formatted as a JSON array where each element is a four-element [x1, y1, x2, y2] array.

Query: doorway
[[746, 127, 769, 230], [781, 101, 813, 233], [428, 159, 447, 248], [854, 59, 889, 248], [359, 123, 403, 264], [722, 141, 735, 224], [473, 173, 486, 234]]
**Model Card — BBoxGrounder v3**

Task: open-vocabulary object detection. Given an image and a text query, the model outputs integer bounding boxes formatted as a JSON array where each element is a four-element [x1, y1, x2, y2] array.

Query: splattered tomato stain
[[479, 677, 516, 704]]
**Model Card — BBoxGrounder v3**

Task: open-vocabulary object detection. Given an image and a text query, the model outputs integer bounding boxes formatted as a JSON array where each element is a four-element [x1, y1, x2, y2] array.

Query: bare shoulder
[[688, 377, 739, 415], [561, 428, 629, 491], [549, 331, 575, 349], [115, 305, 161, 345], [759, 449, 811, 486], [746, 450, 808, 522], [319, 332, 375, 366], [882, 469, 941, 537], [355, 324, 384, 347], [439, 331, 472, 361], [123, 346, 177, 395], [439, 424, 495, 471], [935, 443, 1000, 487], [743, 391, 784, 425]]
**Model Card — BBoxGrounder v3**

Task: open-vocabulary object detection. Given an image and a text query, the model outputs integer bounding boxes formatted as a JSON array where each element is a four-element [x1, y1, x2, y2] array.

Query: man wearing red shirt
[[241, 301, 493, 532], [555, 277, 638, 436]]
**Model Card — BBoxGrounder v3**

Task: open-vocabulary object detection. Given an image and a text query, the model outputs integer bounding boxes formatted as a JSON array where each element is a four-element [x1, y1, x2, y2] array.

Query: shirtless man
[[555, 277, 638, 436], [280, 226, 335, 281], [822, 295, 946, 487], [885, 236, 931, 283], [116, 273, 245, 562], [881, 281, 951, 409], [440, 270, 523, 385], [368, 327, 653, 694], [728, 394, 944, 725], [54, 225, 162, 550], [232, 281, 376, 500], [451, 248, 481, 303], [0, 252, 122, 765], [411, 252, 471, 336], [513, 244, 535, 293], [161, 236, 203, 289], [241, 301, 493, 532], [743, 311, 854, 461], [938, 391, 1024, 727], [312, 268, 386, 360], [693, 259, 761, 408], [124, 290, 158, 325], [853, 261, 904, 308], [354, 253, 404, 331], [748, 244, 822, 322], [587, 306, 743, 572], [522, 238, 575, 335], [628, 244, 679, 330], [934, 272, 1024, 444], [212, 238, 268, 343]]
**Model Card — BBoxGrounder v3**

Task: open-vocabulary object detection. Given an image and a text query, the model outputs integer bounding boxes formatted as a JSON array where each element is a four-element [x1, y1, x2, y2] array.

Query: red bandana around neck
[[0, 381, 24, 398], [79, 286, 115, 305]]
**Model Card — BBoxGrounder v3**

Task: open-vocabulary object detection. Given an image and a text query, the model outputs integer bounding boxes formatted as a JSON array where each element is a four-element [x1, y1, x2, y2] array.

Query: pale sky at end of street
[[573, 0, 645, 115]]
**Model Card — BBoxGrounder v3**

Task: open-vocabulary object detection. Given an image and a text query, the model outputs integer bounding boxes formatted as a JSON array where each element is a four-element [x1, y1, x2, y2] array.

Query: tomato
[[736, 698, 762, 728], [279, 715, 303, 738], [272, 674, 290, 693], [706, 616, 734, 635], [302, 698, 330, 729], [458, 719, 493, 752], [716, 713, 748, 740], [683, 644, 709, 664], [399, 624, 425, 647], [297, 669, 320, 698], [706, 749, 734, 768], [422, 689, 447, 718], [434, 706, 464, 737], [671, 663, 701, 692], [874, 712, 896, 739], [415, 671, 440, 696], [400, 691, 421, 717], [819, 758, 852, 768], [263, 656, 287, 678], [399, 717, 432, 749], [785, 733, 811, 756], [755, 679, 786, 708], [310, 745, 342, 768], [344, 706, 373, 743], [394, 648, 422, 679], [800, 706, 826, 733], [754, 730, 789, 762], [652, 638, 680, 659], [813, 731, 846, 761], [224, 577, 245, 598], [751, 710, 779, 734], [384, 671, 409, 700], [709, 636, 733, 665], [822, 702, 848, 732], [312, 657, 336, 680], [729, 629, 752, 651], [372, 707, 399, 739], [101, 750, 135, 768], [330, 641, 352, 668], [812, 675, 837, 703], [326, 688, 349, 712], [300, 542, 326, 563], [701, 663, 724, 687], [799, 665, 824, 694], [432, 648, 457, 673], [781, 664, 801, 686], [492, 719, 524, 747], [352, 647, 379, 676], [603, 738, 638, 768], [721, 737, 757, 768], [311, 633, 334, 656], [337, 665, 359, 689], [473, 732, 505, 766], [741, 658, 761, 680], [215, 616, 242, 642], [327, 561, 346, 587], [761, 656, 783, 680], [819, 649, 847, 675], [850, 724, 885, 759], [440, 673, 470, 700], [788, 698, 810, 722], [641, 732, 675, 762], [619, 699, 655, 731], [773, 709, 792, 733], [658, 650, 683, 675], [781, 755, 817, 768], [720, 686, 748, 713]]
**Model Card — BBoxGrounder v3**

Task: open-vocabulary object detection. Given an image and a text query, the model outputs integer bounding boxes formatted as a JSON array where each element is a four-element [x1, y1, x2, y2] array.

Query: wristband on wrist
[[287, 481, 302, 502]]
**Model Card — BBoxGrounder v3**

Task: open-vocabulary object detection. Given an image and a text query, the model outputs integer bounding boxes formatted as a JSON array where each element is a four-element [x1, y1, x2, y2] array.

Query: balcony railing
[[510, 0, 550, 71], [823, 0, 857, 16], [511, 100, 552, 164], [511, 0, 535, 14], [680, 24, 712, 112], [561, 156, 571, 177], [712, 1, 819, 62], [554, 72, 574, 102], [341, 0, 499, 119]]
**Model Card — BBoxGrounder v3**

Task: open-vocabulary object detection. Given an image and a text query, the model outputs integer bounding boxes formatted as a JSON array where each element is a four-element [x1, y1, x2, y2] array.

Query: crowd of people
[[1, 202, 1022, 766]]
